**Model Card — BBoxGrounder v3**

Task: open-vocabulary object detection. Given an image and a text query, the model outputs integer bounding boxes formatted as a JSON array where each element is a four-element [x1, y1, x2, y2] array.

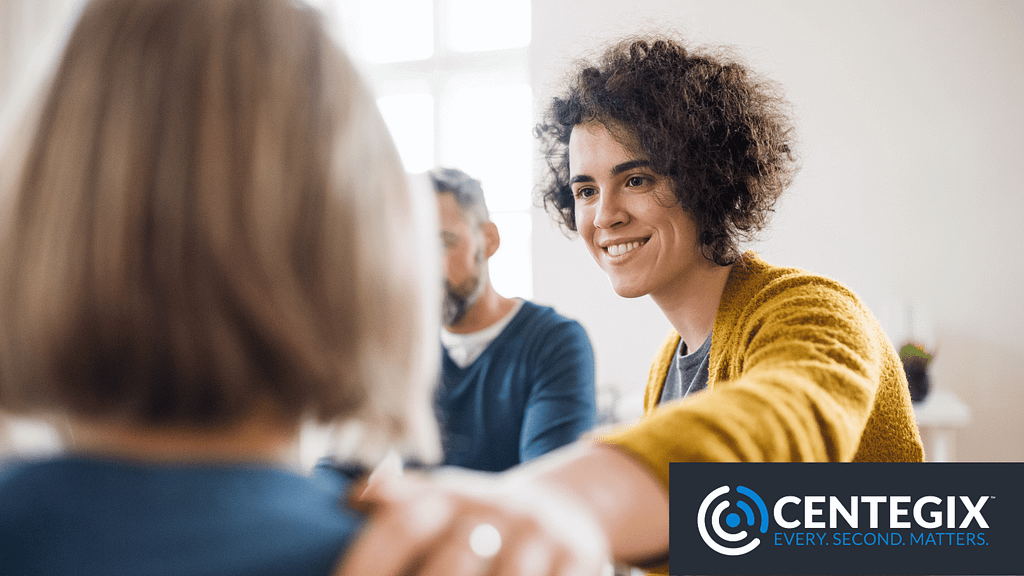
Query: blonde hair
[[0, 0, 439, 459]]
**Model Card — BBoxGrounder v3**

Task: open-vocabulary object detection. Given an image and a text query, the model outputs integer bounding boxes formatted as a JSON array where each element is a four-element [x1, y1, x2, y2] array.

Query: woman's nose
[[593, 192, 627, 229]]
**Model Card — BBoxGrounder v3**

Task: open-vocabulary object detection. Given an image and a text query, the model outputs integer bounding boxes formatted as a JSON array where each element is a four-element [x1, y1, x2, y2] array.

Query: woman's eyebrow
[[570, 159, 651, 184], [610, 159, 651, 176]]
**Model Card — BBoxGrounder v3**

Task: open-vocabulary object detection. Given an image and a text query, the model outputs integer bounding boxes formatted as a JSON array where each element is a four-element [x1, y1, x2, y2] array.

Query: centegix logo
[[770, 495, 989, 530], [697, 485, 769, 556], [670, 463, 1024, 575], [696, 490, 989, 558]]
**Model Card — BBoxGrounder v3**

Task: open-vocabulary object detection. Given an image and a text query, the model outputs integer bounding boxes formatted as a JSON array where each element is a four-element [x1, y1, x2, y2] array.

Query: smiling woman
[[535, 32, 923, 461], [334, 33, 924, 576]]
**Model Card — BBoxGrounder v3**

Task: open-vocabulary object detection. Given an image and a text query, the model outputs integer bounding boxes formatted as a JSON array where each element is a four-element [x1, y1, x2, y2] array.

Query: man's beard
[[442, 253, 486, 328]]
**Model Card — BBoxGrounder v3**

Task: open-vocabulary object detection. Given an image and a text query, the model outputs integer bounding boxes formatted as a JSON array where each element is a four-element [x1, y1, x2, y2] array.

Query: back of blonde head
[[0, 0, 438, 460]]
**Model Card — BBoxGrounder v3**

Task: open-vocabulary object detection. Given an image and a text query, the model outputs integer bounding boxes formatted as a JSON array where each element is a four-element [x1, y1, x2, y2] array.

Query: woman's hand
[[336, 465, 611, 576]]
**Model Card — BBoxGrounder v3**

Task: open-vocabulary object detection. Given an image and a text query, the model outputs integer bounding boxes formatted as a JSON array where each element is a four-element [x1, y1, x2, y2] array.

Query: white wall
[[0, 0, 78, 115], [529, 0, 1024, 461]]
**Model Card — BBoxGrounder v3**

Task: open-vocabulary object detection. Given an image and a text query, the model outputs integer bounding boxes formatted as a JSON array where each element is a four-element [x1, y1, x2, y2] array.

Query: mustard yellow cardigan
[[602, 253, 925, 491]]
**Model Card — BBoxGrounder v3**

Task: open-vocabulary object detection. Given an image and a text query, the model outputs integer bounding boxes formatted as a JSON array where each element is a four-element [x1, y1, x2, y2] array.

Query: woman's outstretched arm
[[336, 441, 670, 576]]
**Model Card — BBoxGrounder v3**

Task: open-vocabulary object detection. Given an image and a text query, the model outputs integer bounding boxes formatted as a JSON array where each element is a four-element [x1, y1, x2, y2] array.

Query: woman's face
[[569, 121, 706, 301]]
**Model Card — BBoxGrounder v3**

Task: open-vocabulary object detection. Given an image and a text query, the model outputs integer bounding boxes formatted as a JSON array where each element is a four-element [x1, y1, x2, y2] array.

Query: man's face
[[437, 192, 486, 327]]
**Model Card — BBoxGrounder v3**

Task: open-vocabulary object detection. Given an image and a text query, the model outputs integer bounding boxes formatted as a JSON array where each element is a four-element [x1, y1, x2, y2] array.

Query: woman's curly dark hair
[[536, 35, 798, 266]]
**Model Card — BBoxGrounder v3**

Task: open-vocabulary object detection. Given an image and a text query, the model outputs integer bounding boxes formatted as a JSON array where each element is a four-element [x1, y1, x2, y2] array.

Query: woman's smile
[[603, 238, 648, 258]]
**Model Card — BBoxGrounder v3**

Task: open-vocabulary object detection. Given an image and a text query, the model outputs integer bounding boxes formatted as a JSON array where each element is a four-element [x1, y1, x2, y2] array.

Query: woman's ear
[[481, 221, 500, 259]]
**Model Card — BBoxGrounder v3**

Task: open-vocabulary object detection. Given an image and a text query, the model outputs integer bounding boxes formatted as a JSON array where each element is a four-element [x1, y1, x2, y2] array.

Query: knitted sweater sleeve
[[600, 260, 913, 488]]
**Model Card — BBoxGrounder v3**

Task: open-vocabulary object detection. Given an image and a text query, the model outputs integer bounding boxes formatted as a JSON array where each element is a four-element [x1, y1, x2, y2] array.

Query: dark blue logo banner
[[669, 463, 1024, 575]]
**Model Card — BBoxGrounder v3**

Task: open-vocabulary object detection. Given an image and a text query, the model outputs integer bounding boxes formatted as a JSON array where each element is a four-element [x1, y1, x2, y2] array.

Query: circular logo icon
[[697, 485, 769, 556]]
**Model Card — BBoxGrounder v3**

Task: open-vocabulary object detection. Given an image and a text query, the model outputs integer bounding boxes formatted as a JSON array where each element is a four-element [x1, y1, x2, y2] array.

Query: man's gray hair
[[429, 167, 490, 226]]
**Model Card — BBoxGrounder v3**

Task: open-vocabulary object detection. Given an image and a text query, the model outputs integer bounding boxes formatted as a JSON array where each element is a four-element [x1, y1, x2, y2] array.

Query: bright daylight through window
[[313, 0, 534, 299]]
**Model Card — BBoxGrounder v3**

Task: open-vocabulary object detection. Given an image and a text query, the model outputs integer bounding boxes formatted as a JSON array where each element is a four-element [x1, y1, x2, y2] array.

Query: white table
[[913, 389, 971, 462]]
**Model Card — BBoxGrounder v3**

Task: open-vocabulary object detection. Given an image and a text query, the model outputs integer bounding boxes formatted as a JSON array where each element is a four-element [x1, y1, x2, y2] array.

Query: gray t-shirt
[[658, 332, 712, 404]]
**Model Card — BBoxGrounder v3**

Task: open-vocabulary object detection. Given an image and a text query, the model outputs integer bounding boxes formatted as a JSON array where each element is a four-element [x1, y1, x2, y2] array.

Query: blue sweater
[[436, 300, 596, 471], [0, 455, 363, 576]]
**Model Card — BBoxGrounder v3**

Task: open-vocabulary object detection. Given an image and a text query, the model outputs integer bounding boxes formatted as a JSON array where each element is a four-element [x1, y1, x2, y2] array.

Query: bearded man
[[431, 167, 596, 472]]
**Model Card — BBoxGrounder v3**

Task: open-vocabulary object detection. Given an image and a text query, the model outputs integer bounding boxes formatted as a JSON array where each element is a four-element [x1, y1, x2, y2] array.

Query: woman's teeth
[[607, 240, 644, 256]]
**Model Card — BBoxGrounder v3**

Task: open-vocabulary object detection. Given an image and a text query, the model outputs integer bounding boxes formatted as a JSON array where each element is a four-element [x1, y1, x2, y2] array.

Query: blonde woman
[[0, 0, 439, 574]]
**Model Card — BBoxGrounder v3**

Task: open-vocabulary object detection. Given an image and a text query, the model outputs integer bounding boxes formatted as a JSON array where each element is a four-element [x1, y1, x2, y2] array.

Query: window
[[316, 0, 534, 299]]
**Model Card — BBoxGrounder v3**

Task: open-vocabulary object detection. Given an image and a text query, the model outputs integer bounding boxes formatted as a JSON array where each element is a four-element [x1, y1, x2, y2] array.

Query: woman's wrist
[[507, 441, 671, 564]]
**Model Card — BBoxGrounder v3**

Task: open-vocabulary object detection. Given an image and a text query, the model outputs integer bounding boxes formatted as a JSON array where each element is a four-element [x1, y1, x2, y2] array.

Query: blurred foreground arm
[[336, 442, 669, 576]]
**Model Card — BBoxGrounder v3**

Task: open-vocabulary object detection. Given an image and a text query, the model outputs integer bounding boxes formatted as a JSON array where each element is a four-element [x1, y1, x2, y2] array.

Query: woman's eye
[[626, 176, 647, 187], [573, 187, 597, 200]]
